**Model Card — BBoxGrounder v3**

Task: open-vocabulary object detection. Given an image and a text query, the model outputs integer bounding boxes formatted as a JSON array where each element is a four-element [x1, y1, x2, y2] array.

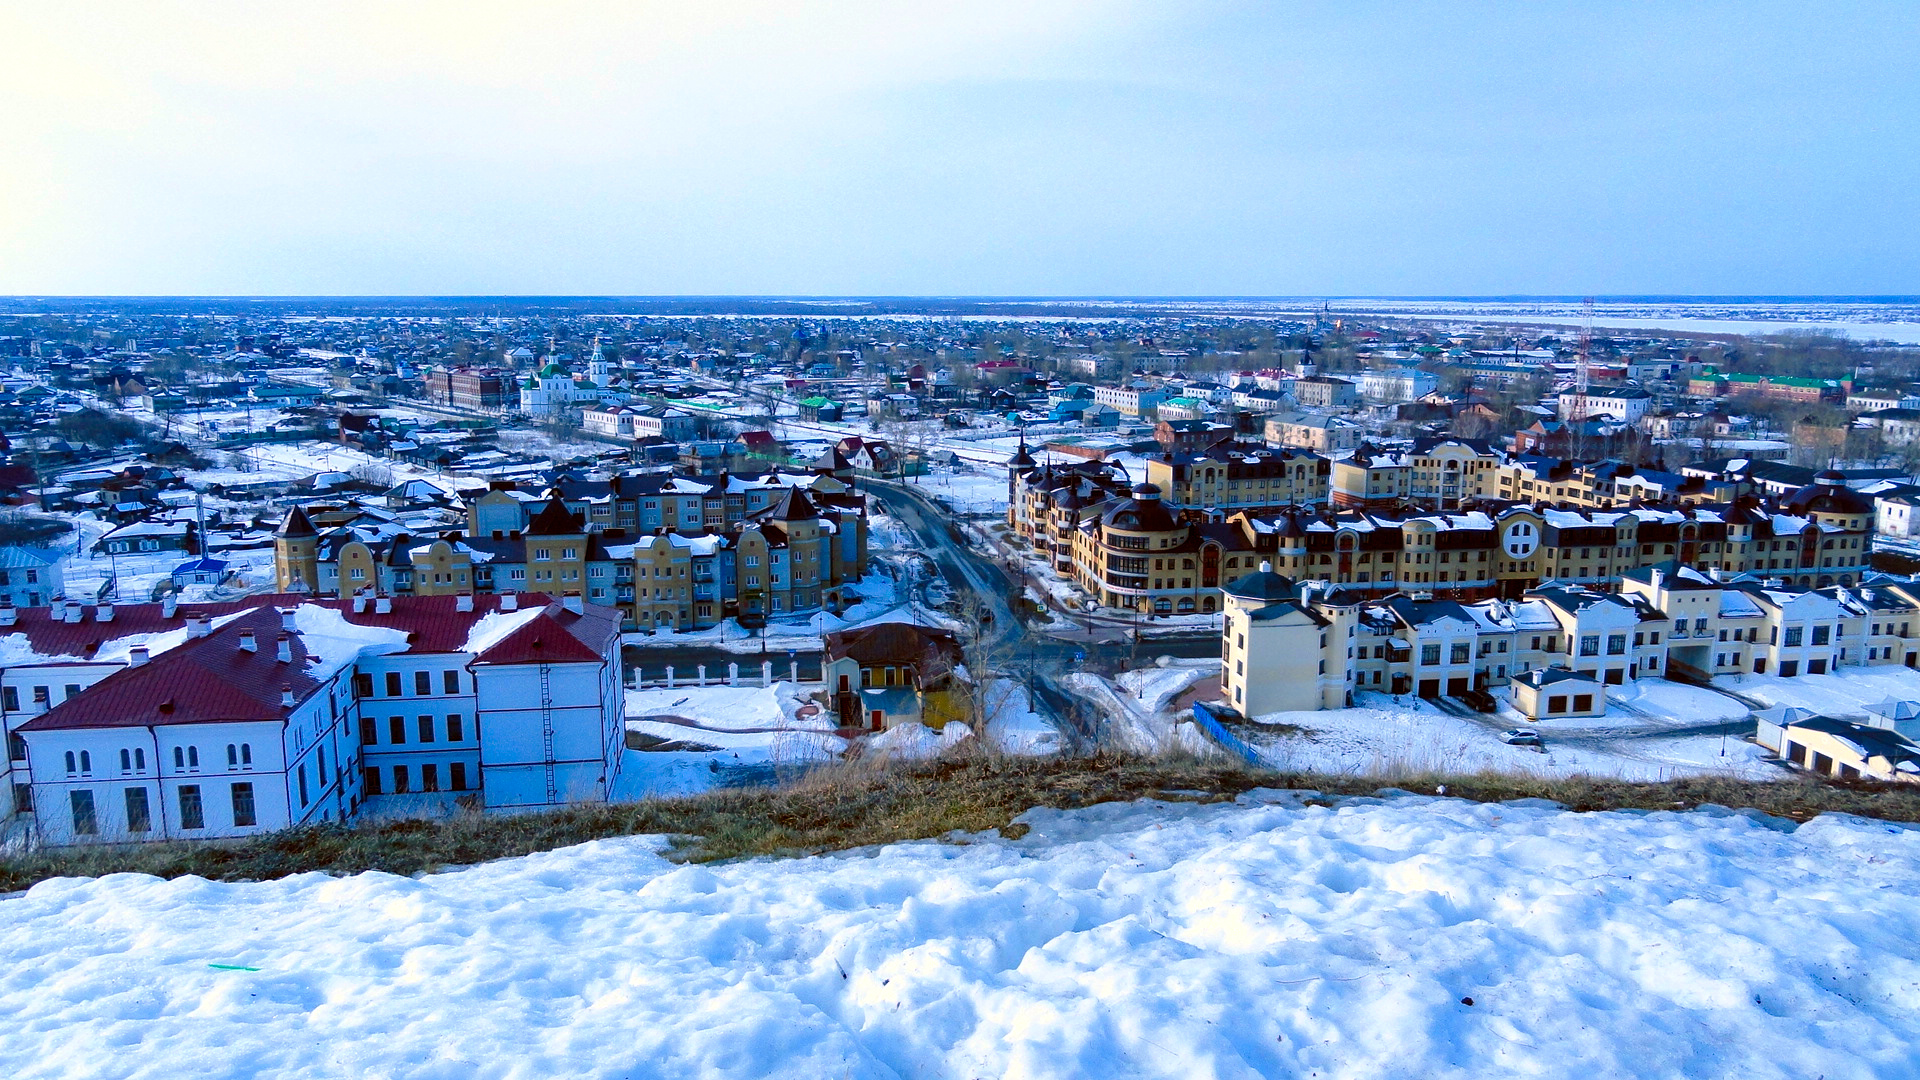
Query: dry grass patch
[[4, 749, 1919, 893]]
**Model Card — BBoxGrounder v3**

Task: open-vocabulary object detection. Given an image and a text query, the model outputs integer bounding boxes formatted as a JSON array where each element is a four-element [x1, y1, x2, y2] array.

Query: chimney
[[280, 685, 295, 708], [352, 595, 368, 613], [563, 595, 584, 614], [282, 608, 298, 632], [276, 633, 292, 663], [189, 614, 212, 638], [63, 603, 82, 624], [162, 596, 178, 620], [500, 592, 518, 611], [238, 628, 257, 653], [0, 607, 14, 627], [95, 605, 114, 623], [375, 597, 392, 614], [128, 645, 149, 666], [455, 594, 474, 612]]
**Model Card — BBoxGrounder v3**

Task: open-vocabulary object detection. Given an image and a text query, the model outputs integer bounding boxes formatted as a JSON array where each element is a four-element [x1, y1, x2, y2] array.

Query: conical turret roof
[[524, 498, 584, 536], [278, 504, 317, 539]]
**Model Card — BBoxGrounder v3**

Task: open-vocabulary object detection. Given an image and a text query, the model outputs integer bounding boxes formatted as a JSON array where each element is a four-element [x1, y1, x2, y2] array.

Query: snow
[[8, 795, 1920, 1078], [290, 604, 412, 680], [1071, 662, 1222, 757], [625, 683, 825, 733], [1720, 665, 1920, 718], [1247, 693, 1777, 781], [457, 606, 547, 656], [621, 683, 847, 791], [864, 720, 974, 760], [980, 680, 1065, 756]]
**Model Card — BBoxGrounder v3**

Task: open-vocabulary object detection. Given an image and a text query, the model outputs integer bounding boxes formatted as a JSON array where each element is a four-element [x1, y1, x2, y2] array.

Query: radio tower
[[1569, 296, 1594, 424]]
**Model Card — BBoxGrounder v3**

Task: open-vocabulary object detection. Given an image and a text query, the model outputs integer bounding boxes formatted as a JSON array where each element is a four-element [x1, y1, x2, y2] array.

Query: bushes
[[5, 751, 1919, 893]]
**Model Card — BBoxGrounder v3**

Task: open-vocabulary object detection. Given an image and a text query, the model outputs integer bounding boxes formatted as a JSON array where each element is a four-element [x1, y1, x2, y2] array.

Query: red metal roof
[[0, 599, 263, 661], [18, 607, 317, 730], [14, 593, 622, 730]]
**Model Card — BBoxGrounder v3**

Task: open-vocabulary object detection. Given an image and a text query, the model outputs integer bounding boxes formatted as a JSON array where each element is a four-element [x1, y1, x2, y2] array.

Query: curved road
[[863, 480, 1220, 747]]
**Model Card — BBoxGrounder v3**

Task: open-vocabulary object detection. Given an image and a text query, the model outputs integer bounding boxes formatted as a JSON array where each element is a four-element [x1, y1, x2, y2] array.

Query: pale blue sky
[[1, 1, 1914, 295]]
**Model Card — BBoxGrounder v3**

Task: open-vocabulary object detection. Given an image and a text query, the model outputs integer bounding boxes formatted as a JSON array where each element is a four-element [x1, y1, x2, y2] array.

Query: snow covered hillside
[[5, 795, 1918, 1078]]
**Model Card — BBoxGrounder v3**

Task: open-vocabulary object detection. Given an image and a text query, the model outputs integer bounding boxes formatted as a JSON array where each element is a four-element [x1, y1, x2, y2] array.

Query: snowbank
[[981, 680, 1065, 756], [863, 720, 973, 760], [1251, 693, 1777, 781], [7, 796, 1920, 1077], [1721, 665, 1920, 718]]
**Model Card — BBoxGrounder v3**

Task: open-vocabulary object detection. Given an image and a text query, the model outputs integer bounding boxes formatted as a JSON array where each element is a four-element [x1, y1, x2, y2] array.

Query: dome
[[1783, 473, 1871, 516], [1223, 561, 1297, 602], [1106, 490, 1176, 533]]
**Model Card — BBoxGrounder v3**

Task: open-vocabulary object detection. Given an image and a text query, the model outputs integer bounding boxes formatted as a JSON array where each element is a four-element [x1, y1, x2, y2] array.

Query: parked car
[[1458, 688, 1498, 713], [1502, 728, 1542, 746]]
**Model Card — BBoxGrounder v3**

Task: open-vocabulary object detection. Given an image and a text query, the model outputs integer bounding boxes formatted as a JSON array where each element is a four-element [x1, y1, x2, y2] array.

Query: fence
[[628, 659, 809, 690], [1188, 701, 1265, 766]]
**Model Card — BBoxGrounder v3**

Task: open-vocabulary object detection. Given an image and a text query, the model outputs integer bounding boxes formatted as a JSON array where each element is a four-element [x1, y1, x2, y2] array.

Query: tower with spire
[[274, 505, 319, 593]]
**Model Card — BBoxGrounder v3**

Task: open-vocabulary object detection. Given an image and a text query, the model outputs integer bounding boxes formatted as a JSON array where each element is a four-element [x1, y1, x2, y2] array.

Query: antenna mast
[[1570, 296, 1594, 425]]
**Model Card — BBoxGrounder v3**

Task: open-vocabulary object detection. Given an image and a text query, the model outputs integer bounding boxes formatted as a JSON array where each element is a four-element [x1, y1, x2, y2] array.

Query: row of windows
[[360, 714, 465, 746], [66, 782, 255, 836], [363, 762, 469, 794], [354, 670, 464, 698]]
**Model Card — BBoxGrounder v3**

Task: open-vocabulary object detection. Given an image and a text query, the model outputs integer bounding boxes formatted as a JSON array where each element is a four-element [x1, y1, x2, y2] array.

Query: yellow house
[[1509, 667, 1605, 721], [821, 622, 969, 731]]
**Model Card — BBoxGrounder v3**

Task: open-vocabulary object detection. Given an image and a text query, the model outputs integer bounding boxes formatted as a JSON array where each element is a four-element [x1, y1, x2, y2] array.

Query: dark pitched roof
[[278, 504, 317, 539], [759, 487, 818, 523], [524, 498, 584, 537], [824, 622, 963, 670]]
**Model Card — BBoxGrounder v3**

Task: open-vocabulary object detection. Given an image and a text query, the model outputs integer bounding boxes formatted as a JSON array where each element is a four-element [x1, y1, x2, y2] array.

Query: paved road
[[613, 478, 1218, 746], [864, 481, 1219, 746]]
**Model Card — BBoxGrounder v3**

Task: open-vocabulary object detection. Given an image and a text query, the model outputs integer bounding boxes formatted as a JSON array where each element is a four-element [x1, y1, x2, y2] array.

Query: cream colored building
[[1220, 565, 1355, 716]]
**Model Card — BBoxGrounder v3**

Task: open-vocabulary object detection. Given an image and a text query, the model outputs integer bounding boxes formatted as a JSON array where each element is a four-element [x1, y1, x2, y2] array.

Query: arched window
[[241, 744, 252, 766], [120, 749, 131, 772], [187, 746, 199, 768], [173, 747, 185, 768], [227, 744, 237, 767], [79, 750, 91, 774], [64, 751, 76, 775], [135, 748, 145, 770]]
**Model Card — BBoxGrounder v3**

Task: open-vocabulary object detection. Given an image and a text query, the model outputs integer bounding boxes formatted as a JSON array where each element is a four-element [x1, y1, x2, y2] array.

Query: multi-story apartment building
[[1328, 439, 1502, 510], [277, 469, 868, 631], [1556, 385, 1653, 423], [1019, 466, 1874, 616], [1222, 560, 1914, 718], [4, 594, 624, 844], [1141, 443, 1331, 514], [1292, 375, 1357, 409], [424, 367, 509, 410], [1092, 384, 1165, 418], [1355, 369, 1438, 405], [1264, 413, 1360, 454]]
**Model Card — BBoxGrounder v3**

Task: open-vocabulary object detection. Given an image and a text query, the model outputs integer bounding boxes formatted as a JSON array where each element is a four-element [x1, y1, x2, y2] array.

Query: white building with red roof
[[7, 593, 624, 846]]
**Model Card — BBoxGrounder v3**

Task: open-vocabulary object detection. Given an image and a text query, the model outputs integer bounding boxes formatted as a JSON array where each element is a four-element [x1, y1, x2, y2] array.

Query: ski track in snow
[[4, 795, 1919, 1078]]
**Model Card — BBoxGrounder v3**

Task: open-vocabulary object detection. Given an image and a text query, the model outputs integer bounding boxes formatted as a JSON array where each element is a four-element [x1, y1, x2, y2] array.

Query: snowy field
[[1720, 665, 1920, 718], [6, 794, 1919, 1078], [1247, 696, 1777, 781]]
